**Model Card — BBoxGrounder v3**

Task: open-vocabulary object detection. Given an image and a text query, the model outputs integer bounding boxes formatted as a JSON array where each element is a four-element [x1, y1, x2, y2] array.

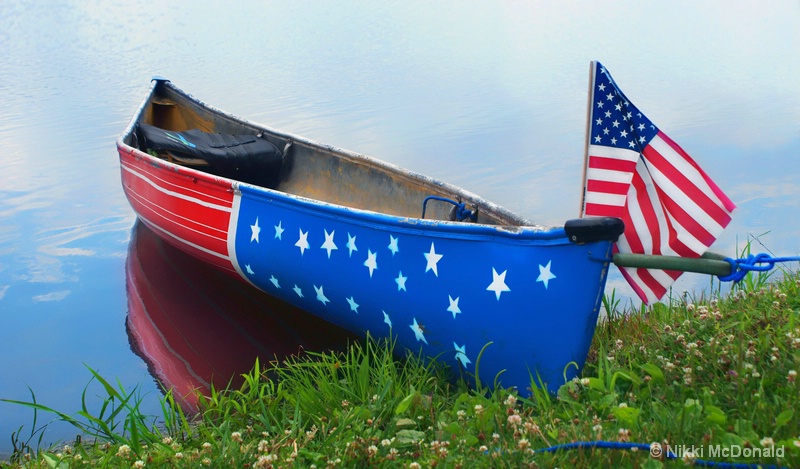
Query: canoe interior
[[123, 80, 534, 227]]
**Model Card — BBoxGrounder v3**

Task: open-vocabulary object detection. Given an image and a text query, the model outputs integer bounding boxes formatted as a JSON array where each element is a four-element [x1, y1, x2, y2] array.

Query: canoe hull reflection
[[126, 222, 354, 411]]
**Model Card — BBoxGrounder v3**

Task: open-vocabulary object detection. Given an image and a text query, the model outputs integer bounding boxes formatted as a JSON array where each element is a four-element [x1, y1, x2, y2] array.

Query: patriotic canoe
[[117, 78, 624, 394], [125, 221, 354, 412]]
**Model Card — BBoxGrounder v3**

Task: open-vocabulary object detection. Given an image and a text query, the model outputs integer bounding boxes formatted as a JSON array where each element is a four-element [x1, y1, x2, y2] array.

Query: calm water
[[1, 0, 798, 455]]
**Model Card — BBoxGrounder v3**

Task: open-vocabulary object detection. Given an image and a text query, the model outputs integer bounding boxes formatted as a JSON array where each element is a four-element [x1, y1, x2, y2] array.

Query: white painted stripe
[[122, 159, 233, 206], [121, 163, 232, 212], [226, 189, 255, 286], [131, 205, 232, 264], [125, 187, 228, 245]]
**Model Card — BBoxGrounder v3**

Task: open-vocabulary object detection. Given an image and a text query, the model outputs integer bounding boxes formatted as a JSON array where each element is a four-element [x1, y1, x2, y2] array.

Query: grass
[[2, 269, 799, 468]]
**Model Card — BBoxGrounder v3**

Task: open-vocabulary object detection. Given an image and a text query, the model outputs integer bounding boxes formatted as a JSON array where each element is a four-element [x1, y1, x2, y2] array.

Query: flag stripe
[[644, 137, 732, 230], [587, 179, 630, 196], [656, 133, 737, 213], [583, 202, 623, 218]]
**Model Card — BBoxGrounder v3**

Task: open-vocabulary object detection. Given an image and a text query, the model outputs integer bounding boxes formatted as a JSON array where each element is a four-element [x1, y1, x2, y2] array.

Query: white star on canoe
[[383, 310, 392, 328], [454, 343, 471, 367], [395, 271, 407, 291], [314, 285, 330, 305], [424, 243, 443, 276], [388, 235, 399, 256], [245, 264, 255, 275], [447, 295, 461, 319], [320, 229, 338, 258], [295, 229, 309, 255], [364, 249, 378, 277], [410, 318, 428, 344], [274, 221, 284, 240], [250, 217, 260, 243], [269, 275, 280, 288], [293, 284, 304, 298], [346, 296, 359, 313], [536, 260, 556, 289], [346, 233, 358, 257], [486, 268, 510, 300]]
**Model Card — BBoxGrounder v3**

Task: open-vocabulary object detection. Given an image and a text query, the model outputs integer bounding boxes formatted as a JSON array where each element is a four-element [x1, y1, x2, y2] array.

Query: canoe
[[125, 221, 354, 412], [117, 78, 624, 394]]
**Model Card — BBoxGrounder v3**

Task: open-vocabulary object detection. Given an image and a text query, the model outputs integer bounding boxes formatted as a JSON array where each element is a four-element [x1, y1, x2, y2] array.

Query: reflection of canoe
[[125, 221, 354, 412], [117, 78, 623, 394]]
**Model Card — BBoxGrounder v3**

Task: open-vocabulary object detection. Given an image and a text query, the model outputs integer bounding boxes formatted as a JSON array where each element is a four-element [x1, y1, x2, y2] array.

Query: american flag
[[581, 62, 736, 304]]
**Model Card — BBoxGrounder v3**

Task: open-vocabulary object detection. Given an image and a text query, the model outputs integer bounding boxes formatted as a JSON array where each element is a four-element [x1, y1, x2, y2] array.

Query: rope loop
[[719, 253, 800, 283]]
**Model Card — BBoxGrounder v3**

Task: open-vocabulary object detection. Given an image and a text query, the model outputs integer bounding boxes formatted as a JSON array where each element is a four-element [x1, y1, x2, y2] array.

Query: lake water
[[1, 0, 798, 456]]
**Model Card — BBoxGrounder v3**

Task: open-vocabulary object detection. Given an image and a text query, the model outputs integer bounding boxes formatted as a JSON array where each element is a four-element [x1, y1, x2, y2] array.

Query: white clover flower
[[116, 445, 131, 459], [760, 437, 775, 447]]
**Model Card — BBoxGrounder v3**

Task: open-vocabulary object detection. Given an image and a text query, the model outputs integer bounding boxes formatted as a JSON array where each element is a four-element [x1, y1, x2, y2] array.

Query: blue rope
[[533, 441, 789, 469], [719, 253, 800, 283], [421, 196, 477, 222]]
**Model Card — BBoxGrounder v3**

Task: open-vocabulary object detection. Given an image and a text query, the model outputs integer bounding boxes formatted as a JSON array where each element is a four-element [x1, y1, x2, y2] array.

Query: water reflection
[[125, 222, 354, 412]]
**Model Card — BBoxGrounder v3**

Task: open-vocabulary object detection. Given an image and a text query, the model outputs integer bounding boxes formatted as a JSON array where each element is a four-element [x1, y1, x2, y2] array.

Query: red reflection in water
[[125, 222, 354, 412]]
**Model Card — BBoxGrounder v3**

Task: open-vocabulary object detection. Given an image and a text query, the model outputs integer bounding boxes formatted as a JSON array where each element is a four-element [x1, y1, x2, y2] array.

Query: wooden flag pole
[[579, 61, 596, 217], [613, 251, 733, 277]]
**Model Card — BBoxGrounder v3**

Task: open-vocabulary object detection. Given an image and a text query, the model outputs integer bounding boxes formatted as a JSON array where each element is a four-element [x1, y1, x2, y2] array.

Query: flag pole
[[579, 61, 596, 217]]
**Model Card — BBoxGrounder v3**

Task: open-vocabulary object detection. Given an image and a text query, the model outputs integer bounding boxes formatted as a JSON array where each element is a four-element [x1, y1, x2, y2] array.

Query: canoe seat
[[137, 123, 285, 188]]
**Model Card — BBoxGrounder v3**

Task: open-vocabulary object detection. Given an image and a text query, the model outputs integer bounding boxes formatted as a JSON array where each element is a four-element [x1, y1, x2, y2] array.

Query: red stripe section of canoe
[[118, 145, 236, 273]]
